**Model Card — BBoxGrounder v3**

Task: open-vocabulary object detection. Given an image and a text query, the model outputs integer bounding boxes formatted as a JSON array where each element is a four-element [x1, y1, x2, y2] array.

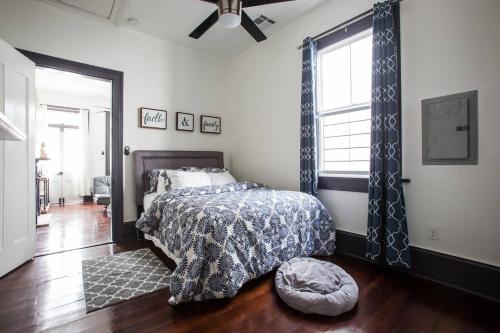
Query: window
[[46, 108, 80, 127], [317, 29, 372, 176]]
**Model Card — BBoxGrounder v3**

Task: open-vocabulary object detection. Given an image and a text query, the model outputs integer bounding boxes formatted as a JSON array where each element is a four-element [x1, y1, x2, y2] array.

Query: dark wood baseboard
[[335, 230, 500, 303], [121, 221, 139, 240]]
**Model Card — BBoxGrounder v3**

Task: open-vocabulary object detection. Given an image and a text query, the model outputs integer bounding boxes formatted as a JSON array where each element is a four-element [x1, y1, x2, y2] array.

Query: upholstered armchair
[[93, 176, 111, 211]]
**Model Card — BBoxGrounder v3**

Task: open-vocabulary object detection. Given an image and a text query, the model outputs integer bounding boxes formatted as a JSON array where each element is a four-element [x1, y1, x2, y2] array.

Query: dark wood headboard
[[134, 150, 224, 210]]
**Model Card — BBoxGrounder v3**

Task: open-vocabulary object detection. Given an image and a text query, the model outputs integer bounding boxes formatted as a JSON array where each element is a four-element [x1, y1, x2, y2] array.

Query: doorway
[[19, 50, 124, 255], [35, 67, 112, 255]]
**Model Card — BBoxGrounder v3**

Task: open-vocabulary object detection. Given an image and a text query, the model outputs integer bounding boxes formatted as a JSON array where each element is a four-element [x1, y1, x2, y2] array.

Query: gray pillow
[[275, 257, 358, 316], [178, 166, 228, 173], [146, 169, 163, 193], [147, 169, 172, 194]]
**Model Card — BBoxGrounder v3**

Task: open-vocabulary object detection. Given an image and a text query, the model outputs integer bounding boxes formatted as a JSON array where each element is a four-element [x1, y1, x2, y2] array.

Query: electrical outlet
[[428, 227, 439, 241]]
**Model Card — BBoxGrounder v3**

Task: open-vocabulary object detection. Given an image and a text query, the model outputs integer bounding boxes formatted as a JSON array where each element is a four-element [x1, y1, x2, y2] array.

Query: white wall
[[226, 0, 500, 266], [0, 0, 230, 222], [88, 111, 107, 179], [400, 0, 500, 266]]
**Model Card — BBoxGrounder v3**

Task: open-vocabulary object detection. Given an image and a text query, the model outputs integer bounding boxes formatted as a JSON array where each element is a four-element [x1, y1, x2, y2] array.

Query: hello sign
[[139, 108, 167, 129]]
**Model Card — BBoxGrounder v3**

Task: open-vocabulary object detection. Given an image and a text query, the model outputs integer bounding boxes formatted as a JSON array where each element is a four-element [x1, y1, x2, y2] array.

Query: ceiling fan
[[190, 0, 295, 42]]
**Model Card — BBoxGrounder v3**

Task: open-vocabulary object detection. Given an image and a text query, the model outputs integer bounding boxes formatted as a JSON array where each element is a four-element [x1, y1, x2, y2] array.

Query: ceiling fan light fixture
[[218, 0, 242, 29]]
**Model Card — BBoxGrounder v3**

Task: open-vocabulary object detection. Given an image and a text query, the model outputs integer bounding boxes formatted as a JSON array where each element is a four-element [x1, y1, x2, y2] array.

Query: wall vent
[[253, 14, 275, 30]]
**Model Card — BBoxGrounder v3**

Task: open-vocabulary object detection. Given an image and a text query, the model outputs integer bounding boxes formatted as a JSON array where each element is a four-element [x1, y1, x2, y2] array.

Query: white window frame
[[317, 28, 373, 178]]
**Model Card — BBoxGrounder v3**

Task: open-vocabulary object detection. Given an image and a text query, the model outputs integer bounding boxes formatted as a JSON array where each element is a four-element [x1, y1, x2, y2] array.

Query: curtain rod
[[296, 0, 403, 50]]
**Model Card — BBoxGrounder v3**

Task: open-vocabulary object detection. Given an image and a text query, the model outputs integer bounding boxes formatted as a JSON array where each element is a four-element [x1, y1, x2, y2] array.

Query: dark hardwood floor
[[0, 240, 498, 333], [36, 202, 111, 256]]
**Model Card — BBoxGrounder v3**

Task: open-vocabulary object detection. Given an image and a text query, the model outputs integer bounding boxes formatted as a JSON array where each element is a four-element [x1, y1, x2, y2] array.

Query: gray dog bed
[[275, 257, 358, 316]]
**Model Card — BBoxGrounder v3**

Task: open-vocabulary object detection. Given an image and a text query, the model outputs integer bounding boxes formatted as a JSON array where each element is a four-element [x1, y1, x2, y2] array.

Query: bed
[[134, 150, 336, 305]]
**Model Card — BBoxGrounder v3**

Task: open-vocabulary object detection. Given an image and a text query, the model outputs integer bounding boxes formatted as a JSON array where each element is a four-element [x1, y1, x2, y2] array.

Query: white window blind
[[317, 30, 372, 175]]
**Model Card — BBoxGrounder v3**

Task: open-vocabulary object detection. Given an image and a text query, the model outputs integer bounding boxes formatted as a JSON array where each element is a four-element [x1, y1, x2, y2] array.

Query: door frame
[[18, 49, 124, 242]]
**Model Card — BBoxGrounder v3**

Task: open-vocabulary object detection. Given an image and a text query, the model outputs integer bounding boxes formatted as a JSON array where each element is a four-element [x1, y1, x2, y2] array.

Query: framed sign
[[176, 112, 194, 132], [139, 107, 167, 129], [200, 115, 221, 134]]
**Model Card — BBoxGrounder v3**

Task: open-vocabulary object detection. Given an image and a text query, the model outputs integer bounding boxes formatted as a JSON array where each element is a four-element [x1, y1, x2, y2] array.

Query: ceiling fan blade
[[243, 0, 295, 8], [241, 11, 267, 42], [199, 0, 218, 3], [189, 10, 219, 39]]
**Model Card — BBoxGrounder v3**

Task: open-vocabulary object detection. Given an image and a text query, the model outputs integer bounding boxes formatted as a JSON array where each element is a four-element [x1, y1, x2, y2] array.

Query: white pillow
[[168, 170, 212, 189], [209, 171, 237, 186]]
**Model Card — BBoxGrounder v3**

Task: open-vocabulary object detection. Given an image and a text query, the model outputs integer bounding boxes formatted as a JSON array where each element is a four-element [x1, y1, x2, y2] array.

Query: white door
[[46, 125, 81, 203], [0, 39, 36, 277]]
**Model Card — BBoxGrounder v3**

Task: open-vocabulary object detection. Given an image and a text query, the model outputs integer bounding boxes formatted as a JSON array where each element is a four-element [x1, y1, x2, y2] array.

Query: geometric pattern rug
[[82, 248, 171, 312]]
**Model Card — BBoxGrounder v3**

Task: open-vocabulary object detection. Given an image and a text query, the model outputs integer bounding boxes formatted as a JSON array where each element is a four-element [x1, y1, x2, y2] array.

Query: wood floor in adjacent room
[[36, 202, 111, 256], [1, 240, 498, 333]]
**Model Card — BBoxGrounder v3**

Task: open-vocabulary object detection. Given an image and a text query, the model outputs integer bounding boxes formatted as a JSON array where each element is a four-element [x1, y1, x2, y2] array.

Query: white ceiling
[[35, 67, 112, 100], [39, 0, 327, 59]]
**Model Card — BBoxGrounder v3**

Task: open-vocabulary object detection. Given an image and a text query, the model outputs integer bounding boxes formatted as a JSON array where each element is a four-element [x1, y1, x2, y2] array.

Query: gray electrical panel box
[[422, 91, 478, 165]]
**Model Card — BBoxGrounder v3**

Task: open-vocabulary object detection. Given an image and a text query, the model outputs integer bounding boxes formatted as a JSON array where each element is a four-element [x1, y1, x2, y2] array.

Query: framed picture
[[200, 115, 221, 134], [139, 107, 167, 129], [176, 112, 194, 132]]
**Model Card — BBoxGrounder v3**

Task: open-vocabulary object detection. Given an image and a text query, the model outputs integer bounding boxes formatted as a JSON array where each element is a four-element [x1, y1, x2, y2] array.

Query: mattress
[[144, 233, 181, 265], [143, 192, 181, 264]]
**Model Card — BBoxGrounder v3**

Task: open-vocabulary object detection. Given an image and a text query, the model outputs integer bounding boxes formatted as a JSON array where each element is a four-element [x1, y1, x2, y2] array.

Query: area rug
[[82, 248, 171, 312]]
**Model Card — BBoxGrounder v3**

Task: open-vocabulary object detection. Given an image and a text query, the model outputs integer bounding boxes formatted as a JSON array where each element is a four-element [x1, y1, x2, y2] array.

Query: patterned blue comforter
[[136, 182, 335, 305]]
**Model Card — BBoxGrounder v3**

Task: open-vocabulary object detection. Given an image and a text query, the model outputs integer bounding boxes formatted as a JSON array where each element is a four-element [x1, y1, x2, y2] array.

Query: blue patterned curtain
[[366, 1, 411, 268], [300, 38, 318, 197]]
